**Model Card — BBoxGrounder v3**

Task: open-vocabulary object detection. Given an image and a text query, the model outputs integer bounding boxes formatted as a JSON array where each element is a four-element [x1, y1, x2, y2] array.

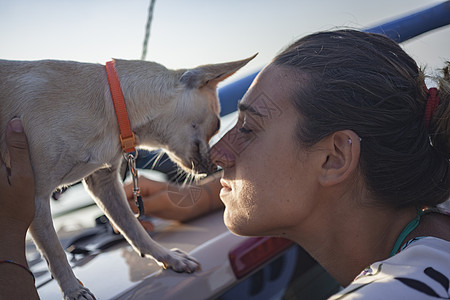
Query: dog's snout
[[193, 140, 201, 162], [190, 140, 217, 175], [194, 160, 218, 175]]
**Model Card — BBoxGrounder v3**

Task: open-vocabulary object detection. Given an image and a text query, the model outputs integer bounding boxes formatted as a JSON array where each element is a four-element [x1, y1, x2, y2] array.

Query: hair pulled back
[[273, 29, 450, 209]]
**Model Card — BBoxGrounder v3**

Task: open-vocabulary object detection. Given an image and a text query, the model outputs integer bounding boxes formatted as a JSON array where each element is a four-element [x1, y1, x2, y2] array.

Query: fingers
[[124, 176, 168, 200], [5, 119, 34, 185], [123, 177, 150, 200], [123, 181, 134, 200], [139, 219, 154, 232], [127, 196, 139, 214]]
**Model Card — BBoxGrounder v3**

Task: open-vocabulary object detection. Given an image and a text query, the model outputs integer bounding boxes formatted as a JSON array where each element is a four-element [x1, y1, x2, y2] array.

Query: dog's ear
[[180, 54, 257, 89]]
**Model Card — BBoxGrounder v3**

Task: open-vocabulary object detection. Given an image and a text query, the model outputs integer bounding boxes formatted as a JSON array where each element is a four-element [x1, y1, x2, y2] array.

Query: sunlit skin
[[212, 65, 321, 237], [210, 63, 428, 285]]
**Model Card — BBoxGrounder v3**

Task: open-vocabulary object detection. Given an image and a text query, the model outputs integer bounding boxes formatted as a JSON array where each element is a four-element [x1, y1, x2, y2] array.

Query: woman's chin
[[223, 210, 253, 236]]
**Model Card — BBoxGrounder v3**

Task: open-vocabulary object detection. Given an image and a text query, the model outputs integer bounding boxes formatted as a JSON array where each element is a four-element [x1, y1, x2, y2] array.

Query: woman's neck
[[403, 210, 450, 243], [290, 195, 417, 286]]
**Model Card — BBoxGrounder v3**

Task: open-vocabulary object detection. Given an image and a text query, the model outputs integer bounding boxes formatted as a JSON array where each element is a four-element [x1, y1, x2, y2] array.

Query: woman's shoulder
[[329, 237, 450, 299]]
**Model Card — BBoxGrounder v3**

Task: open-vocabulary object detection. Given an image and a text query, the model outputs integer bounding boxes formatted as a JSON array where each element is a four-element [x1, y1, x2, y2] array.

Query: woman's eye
[[238, 126, 252, 134]]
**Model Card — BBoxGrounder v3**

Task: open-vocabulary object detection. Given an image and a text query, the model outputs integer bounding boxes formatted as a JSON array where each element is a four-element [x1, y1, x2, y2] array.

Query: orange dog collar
[[105, 61, 136, 153]]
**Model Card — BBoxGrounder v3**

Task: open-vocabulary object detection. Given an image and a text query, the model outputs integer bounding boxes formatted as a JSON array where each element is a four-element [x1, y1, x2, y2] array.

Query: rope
[[141, 0, 156, 60]]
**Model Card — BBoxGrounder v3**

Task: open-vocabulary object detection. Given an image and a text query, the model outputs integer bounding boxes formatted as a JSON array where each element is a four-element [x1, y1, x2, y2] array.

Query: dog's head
[[153, 54, 257, 175]]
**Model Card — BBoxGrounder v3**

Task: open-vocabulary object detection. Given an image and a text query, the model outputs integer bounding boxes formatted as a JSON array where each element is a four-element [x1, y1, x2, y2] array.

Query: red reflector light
[[229, 237, 293, 279]]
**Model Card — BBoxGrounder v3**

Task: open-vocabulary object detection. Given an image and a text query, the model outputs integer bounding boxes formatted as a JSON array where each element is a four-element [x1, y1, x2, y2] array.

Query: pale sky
[[1, 0, 449, 83]]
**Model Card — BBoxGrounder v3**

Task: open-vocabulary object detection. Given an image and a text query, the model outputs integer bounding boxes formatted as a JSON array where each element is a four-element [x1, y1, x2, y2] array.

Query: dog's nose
[[206, 163, 219, 175], [193, 158, 218, 175]]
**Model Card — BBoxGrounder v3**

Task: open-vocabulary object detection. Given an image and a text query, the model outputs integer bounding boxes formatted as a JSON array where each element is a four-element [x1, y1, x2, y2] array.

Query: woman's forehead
[[240, 64, 301, 112]]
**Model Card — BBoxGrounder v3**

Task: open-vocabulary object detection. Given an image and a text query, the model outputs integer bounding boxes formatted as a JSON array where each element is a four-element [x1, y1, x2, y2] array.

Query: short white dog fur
[[0, 55, 255, 299]]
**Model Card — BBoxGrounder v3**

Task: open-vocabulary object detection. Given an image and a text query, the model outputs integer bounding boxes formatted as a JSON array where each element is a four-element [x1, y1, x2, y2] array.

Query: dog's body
[[0, 55, 254, 299]]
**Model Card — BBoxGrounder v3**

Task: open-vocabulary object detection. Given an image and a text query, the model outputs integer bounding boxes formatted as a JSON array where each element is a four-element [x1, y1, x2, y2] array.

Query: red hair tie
[[424, 87, 440, 129]]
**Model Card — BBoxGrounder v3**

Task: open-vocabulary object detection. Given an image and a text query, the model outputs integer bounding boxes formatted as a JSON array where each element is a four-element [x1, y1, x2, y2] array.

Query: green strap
[[389, 208, 430, 257]]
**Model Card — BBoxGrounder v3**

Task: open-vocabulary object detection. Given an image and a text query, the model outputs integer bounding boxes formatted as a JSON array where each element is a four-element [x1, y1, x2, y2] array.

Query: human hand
[[124, 175, 218, 223], [124, 176, 170, 214], [124, 177, 170, 231], [0, 119, 35, 233], [125, 176, 173, 231]]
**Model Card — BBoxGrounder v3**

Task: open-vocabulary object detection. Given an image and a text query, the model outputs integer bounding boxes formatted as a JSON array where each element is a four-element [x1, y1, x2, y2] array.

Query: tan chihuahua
[[0, 54, 255, 300]]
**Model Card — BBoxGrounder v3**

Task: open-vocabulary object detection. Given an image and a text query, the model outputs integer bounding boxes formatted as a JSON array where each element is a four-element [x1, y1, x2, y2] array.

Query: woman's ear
[[318, 130, 361, 187]]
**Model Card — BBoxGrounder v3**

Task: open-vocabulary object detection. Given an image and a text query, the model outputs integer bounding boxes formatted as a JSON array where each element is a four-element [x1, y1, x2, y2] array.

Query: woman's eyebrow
[[238, 102, 266, 118]]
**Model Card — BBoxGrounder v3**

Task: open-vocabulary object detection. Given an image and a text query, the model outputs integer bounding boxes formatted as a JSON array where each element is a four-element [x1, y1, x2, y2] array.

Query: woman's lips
[[220, 179, 230, 188], [220, 179, 232, 196]]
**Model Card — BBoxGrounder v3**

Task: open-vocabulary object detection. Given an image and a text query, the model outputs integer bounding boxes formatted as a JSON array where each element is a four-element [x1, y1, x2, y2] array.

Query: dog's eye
[[216, 119, 221, 132], [192, 123, 197, 129]]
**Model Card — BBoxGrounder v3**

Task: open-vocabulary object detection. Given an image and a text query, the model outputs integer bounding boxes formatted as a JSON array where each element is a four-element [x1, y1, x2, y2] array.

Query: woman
[[126, 30, 450, 298]]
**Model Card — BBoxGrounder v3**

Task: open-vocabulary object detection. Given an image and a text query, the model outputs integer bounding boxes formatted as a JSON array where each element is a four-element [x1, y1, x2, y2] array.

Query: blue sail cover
[[218, 1, 450, 116]]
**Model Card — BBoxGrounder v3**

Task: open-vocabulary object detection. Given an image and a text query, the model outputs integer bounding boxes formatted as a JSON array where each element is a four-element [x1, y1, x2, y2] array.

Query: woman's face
[[211, 64, 323, 238]]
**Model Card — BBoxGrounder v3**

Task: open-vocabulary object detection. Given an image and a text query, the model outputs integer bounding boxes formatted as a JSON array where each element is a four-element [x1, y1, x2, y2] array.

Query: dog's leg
[[83, 166, 200, 273], [29, 195, 95, 300]]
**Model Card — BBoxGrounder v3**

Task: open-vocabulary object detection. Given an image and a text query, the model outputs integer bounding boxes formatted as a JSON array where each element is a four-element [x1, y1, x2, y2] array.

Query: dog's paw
[[157, 248, 201, 273], [64, 286, 96, 300]]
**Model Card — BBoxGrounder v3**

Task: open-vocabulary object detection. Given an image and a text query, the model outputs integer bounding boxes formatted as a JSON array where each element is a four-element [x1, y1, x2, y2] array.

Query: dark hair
[[273, 29, 450, 209]]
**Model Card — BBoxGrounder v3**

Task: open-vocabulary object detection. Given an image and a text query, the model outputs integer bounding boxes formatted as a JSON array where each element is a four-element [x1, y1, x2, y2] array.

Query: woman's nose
[[210, 134, 236, 169]]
